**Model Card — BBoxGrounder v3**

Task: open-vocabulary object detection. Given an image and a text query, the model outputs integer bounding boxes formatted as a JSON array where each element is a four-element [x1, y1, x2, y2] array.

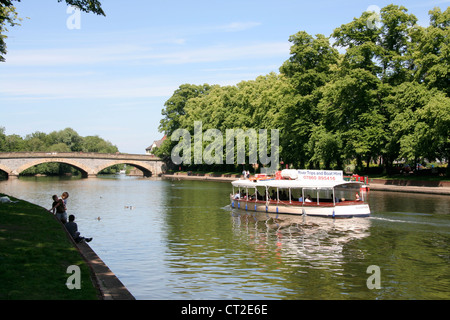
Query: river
[[1, 175, 449, 300]]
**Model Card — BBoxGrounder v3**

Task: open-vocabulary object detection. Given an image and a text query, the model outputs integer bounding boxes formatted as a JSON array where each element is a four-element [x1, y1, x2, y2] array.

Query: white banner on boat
[[296, 170, 343, 182], [280, 169, 344, 181]]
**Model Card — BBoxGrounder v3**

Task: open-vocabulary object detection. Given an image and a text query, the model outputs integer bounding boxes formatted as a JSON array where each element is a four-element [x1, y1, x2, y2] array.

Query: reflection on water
[[227, 212, 374, 299], [231, 212, 371, 267], [1, 176, 449, 299]]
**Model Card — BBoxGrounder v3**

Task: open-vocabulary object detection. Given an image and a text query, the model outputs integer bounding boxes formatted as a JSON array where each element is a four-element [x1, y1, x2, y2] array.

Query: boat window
[[335, 185, 362, 202]]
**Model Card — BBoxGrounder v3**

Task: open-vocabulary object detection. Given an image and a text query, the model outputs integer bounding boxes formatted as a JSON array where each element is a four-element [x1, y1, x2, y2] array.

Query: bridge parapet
[[0, 152, 161, 161]]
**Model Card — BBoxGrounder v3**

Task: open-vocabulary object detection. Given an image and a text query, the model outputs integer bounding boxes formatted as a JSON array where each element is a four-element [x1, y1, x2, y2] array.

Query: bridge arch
[[95, 160, 153, 177], [15, 159, 93, 178], [0, 164, 12, 178]]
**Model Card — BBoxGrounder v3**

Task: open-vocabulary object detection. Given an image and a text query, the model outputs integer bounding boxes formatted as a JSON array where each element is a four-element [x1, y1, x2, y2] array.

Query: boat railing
[[343, 174, 369, 184], [230, 195, 363, 207]]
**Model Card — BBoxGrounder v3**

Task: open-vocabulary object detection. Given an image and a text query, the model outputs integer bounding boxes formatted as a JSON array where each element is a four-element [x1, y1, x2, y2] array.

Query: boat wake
[[370, 215, 450, 229]]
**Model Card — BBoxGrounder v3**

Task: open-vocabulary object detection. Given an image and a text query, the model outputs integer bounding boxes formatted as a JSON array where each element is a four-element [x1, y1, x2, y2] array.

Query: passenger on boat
[[355, 193, 361, 201], [257, 190, 264, 200], [305, 195, 312, 203]]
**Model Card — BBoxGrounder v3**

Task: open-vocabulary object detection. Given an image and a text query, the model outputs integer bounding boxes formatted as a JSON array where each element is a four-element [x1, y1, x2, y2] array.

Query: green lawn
[[0, 194, 99, 300]]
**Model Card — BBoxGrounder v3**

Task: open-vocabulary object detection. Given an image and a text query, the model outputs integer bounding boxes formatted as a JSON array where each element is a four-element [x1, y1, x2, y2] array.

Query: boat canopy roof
[[231, 178, 363, 190]]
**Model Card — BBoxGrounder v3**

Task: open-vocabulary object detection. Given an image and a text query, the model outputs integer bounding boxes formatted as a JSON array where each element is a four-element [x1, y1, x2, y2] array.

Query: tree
[[280, 32, 339, 96], [279, 32, 339, 168], [48, 142, 71, 152], [159, 84, 213, 137], [410, 7, 450, 96], [81, 135, 118, 153], [0, 0, 104, 61], [3, 134, 23, 151], [156, 83, 213, 165], [416, 94, 450, 163], [332, 9, 383, 75], [378, 5, 417, 86], [388, 83, 450, 163], [332, 4, 418, 85], [57, 0, 104, 15], [0, 4, 20, 62], [0, 0, 104, 14], [45, 128, 83, 151], [317, 68, 384, 169], [0, 127, 6, 151], [307, 125, 342, 169]]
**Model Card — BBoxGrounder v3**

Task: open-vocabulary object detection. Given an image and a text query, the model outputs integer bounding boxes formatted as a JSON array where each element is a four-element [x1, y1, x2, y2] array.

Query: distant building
[[146, 135, 167, 154]]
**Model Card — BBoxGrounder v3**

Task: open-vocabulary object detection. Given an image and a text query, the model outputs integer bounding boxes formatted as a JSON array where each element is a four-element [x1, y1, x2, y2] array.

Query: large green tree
[[410, 7, 449, 96], [155, 83, 213, 165], [280, 32, 339, 96], [156, 4, 449, 174], [332, 4, 418, 85], [387, 83, 449, 164], [0, 127, 118, 153], [317, 68, 385, 169]]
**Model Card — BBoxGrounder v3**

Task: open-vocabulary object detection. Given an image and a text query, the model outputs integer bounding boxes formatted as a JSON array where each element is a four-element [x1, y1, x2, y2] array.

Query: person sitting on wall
[[65, 214, 92, 243]]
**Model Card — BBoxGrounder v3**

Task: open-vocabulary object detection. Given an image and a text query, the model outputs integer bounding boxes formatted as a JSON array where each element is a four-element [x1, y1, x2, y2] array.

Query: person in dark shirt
[[65, 214, 92, 243], [49, 195, 67, 224]]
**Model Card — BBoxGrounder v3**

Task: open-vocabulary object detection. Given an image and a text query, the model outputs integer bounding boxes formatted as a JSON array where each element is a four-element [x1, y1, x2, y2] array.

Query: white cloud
[[0, 75, 178, 100], [4, 40, 289, 67], [4, 44, 150, 66], [0, 17, 289, 104], [141, 42, 290, 65], [218, 22, 262, 32]]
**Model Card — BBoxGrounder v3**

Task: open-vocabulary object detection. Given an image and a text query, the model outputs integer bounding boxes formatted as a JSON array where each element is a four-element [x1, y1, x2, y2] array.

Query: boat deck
[[232, 197, 364, 207]]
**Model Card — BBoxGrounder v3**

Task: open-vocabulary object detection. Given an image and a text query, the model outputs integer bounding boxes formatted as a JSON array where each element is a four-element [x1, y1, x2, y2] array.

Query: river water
[[1, 175, 449, 300]]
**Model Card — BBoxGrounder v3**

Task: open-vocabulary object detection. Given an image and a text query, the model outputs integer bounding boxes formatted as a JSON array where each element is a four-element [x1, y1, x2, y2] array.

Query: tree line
[[155, 5, 449, 175], [0, 127, 119, 176]]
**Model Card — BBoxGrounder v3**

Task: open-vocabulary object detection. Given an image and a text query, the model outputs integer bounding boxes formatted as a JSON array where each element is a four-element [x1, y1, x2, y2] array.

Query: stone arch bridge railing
[[0, 152, 165, 179]]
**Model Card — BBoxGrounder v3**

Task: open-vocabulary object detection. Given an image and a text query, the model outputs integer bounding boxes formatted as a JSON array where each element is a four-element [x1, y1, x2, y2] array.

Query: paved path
[[75, 241, 135, 300], [368, 183, 450, 195]]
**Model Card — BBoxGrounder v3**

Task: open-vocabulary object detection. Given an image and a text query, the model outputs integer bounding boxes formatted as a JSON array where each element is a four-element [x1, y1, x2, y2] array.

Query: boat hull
[[230, 199, 370, 218]]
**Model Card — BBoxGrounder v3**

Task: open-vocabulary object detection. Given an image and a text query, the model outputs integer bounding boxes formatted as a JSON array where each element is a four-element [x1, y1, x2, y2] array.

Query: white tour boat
[[230, 169, 370, 218]]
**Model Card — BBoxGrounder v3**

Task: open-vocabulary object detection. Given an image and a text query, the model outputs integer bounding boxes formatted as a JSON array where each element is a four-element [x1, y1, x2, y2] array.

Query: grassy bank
[[0, 194, 98, 300]]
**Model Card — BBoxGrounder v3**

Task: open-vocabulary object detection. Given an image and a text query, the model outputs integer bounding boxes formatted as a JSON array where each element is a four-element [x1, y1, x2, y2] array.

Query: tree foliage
[[0, 127, 117, 153]]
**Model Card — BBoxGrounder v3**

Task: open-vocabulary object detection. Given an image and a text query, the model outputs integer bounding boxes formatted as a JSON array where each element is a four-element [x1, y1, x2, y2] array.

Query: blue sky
[[1, 0, 448, 154]]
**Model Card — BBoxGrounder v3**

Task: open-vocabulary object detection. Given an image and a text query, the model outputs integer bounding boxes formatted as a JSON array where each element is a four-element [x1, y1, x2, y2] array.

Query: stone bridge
[[0, 152, 165, 179]]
